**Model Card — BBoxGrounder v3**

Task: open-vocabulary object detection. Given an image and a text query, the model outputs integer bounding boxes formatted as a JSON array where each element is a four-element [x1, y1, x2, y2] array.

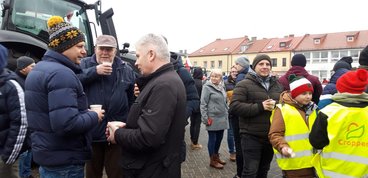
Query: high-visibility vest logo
[[338, 122, 367, 147], [346, 122, 365, 139]]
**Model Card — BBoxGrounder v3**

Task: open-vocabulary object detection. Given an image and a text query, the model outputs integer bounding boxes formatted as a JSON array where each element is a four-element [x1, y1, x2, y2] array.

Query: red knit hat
[[336, 69, 368, 94], [289, 75, 314, 98]]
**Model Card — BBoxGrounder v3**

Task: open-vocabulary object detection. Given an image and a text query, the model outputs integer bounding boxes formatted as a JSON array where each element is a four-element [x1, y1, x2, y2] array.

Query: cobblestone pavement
[[181, 124, 282, 178], [29, 123, 282, 178]]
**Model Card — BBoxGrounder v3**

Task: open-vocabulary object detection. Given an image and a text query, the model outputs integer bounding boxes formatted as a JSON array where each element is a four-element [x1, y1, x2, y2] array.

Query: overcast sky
[[85, 0, 368, 53]]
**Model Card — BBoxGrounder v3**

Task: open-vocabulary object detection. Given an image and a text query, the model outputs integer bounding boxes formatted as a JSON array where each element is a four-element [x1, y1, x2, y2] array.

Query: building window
[[218, 60, 222, 68], [347, 36, 354, 42], [203, 61, 207, 68], [331, 51, 339, 62], [271, 58, 277, 67], [340, 50, 348, 57], [311, 51, 328, 63], [282, 58, 286, 67], [311, 70, 328, 81], [193, 61, 197, 66], [279, 42, 286, 47], [314, 38, 320, 44], [210, 61, 215, 69], [350, 50, 360, 62], [240, 45, 248, 52], [321, 51, 328, 63]]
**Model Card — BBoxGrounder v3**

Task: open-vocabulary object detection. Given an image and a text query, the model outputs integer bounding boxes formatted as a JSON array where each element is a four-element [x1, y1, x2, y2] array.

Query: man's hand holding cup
[[96, 61, 112, 75], [263, 99, 276, 111], [90, 104, 105, 123], [106, 121, 126, 144]]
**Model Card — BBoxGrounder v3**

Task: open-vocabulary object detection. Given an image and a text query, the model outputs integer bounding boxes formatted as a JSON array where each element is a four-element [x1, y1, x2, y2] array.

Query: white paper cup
[[269, 100, 276, 108], [102, 61, 112, 67], [90, 104, 102, 111]]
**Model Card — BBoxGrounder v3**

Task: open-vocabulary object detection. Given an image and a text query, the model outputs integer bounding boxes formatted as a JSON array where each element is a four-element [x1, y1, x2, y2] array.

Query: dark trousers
[[85, 142, 122, 178], [190, 111, 201, 144], [241, 134, 273, 178], [231, 116, 243, 177]]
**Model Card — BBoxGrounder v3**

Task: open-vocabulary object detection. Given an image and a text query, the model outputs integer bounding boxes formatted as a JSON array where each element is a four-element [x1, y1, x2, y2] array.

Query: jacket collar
[[43, 50, 82, 74], [135, 63, 174, 91]]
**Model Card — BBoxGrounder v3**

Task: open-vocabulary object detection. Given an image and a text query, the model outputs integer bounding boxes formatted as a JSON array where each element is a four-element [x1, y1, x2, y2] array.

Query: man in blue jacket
[[0, 44, 28, 178], [24, 16, 104, 178], [78, 35, 135, 178]]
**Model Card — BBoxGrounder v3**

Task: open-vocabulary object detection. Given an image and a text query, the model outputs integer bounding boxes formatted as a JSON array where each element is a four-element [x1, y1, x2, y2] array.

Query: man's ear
[[148, 50, 156, 62]]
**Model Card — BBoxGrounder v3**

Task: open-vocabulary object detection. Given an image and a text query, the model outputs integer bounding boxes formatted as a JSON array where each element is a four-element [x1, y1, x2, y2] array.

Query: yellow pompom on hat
[[47, 16, 85, 53]]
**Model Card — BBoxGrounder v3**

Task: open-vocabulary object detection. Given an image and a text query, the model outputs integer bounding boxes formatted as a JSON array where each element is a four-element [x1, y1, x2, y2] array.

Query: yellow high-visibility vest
[[312, 102, 368, 178], [270, 103, 316, 170]]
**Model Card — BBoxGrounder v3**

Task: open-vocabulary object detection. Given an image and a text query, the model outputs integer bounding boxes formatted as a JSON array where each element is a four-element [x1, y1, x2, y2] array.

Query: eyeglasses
[[230, 71, 238, 73]]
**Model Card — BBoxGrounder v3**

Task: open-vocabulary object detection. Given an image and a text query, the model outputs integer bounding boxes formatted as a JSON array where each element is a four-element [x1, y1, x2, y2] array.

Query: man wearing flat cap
[[78, 35, 135, 178]]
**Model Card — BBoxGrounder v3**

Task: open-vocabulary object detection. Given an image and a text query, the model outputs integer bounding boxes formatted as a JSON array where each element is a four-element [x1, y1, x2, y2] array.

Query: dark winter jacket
[[279, 66, 322, 104], [235, 67, 248, 83], [318, 68, 349, 109], [322, 68, 349, 95], [25, 50, 99, 167], [115, 63, 186, 177], [14, 70, 32, 150], [0, 69, 27, 164], [230, 71, 283, 141], [192, 67, 203, 113], [171, 52, 199, 119], [79, 54, 135, 142]]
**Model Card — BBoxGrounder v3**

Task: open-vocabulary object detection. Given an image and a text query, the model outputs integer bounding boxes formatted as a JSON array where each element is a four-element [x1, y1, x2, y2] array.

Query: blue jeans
[[18, 150, 32, 178], [39, 164, 84, 178], [207, 130, 224, 156], [227, 117, 235, 153]]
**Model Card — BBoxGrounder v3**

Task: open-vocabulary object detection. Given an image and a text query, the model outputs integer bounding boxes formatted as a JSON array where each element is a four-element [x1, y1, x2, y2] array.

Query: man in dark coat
[[25, 16, 104, 177], [14, 56, 35, 178], [0, 44, 28, 178], [230, 54, 283, 177], [279, 54, 322, 104], [78, 35, 135, 178], [107, 33, 186, 178], [190, 67, 204, 149]]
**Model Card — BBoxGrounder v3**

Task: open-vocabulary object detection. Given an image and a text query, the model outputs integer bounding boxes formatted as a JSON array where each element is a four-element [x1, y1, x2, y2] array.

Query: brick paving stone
[[182, 123, 282, 177], [27, 122, 282, 178]]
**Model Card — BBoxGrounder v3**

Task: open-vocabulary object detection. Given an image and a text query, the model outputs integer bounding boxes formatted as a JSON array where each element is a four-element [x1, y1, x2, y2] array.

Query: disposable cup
[[90, 104, 102, 111], [269, 100, 276, 108], [102, 61, 112, 67]]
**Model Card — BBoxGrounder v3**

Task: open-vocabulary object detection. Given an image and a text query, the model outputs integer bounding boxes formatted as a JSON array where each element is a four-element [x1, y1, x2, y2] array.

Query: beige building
[[189, 30, 368, 79]]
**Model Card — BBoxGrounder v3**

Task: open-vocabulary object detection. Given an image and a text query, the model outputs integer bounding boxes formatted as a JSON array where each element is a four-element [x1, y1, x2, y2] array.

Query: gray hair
[[135, 33, 170, 62]]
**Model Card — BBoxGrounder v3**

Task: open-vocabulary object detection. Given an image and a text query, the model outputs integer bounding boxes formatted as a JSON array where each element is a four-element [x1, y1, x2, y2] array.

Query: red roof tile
[[189, 37, 248, 57], [261, 35, 304, 52], [295, 30, 368, 51], [237, 38, 272, 54]]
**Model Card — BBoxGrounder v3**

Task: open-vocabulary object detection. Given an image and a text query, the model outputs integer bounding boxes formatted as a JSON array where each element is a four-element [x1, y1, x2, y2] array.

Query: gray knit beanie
[[235, 56, 250, 69]]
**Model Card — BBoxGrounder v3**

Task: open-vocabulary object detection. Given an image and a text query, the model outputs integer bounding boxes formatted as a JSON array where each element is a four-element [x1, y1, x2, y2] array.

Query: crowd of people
[[0, 14, 368, 178]]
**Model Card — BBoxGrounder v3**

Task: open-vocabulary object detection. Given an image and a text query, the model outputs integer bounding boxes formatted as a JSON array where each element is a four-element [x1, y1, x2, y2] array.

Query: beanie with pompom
[[47, 16, 85, 53], [336, 69, 368, 94]]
